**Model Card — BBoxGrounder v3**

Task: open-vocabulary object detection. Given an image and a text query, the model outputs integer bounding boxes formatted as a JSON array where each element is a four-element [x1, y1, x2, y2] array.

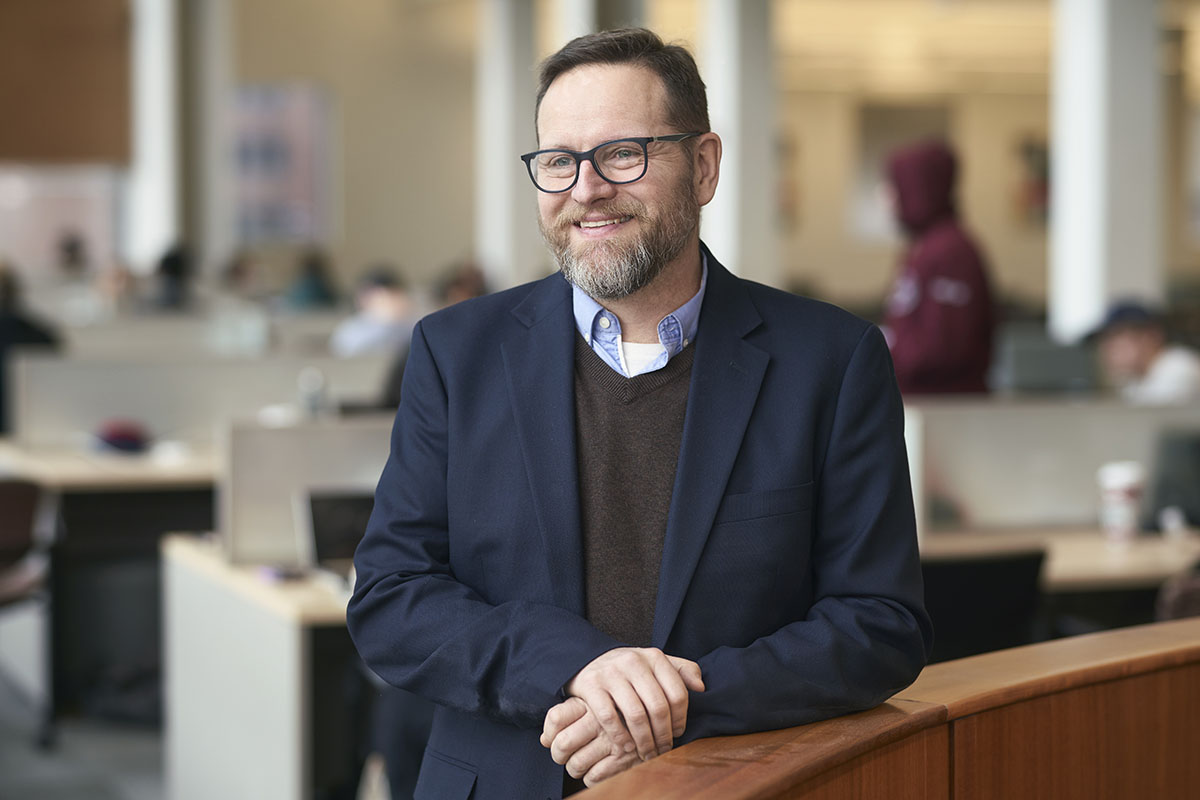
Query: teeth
[[578, 216, 631, 229]]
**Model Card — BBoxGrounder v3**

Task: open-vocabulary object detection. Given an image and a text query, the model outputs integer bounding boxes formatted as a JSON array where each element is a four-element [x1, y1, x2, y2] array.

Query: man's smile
[[574, 215, 634, 237]]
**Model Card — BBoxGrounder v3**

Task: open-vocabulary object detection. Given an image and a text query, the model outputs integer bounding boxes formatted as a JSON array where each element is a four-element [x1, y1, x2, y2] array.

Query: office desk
[[164, 534, 360, 800], [0, 441, 216, 490], [0, 442, 216, 741], [922, 527, 1200, 632], [920, 527, 1200, 592]]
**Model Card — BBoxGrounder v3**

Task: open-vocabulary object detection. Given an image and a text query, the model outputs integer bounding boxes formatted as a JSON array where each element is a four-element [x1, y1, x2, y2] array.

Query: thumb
[[668, 656, 705, 692]]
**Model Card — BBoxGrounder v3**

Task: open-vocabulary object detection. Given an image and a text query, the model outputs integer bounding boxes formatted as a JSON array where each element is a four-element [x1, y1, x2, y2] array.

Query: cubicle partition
[[904, 398, 1200, 531], [219, 415, 394, 565], [10, 352, 391, 448]]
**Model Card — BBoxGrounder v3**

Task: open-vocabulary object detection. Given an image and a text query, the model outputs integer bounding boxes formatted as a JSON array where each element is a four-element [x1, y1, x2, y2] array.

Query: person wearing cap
[[1092, 301, 1200, 405], [881, 139, 997, 395]]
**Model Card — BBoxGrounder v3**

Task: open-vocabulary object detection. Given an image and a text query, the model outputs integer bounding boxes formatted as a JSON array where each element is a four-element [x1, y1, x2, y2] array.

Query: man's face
[[1099, 326, 1162, 383], [535, 64, 700, 301]]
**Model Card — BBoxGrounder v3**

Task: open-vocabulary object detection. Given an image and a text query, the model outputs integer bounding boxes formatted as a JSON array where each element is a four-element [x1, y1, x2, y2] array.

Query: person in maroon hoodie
[[882, 139, 996, 394]]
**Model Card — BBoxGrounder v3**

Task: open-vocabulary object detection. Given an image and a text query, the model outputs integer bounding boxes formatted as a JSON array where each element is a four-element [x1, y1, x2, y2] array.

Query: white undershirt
[[620, 340, 669, 377]]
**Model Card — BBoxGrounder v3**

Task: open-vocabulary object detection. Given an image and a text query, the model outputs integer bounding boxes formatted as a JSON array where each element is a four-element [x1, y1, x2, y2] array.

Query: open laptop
[[292, 487, 375, 580]]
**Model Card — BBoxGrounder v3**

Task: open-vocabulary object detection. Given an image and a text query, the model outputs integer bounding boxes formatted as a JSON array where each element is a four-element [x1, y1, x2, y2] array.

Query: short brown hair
[[535, 28, 709, 139]]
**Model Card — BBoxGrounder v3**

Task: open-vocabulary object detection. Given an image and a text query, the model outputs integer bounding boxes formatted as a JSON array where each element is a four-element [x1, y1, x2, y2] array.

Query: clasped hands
[[539, 647, 705, 787]]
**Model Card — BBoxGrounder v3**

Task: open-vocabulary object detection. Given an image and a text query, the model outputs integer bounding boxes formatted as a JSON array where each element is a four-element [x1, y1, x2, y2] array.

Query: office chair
[[1142, 429, 1200, 531], [921, 547, 1046, 663], [0, 478, 53, 748], [0, 478, 43, 600]]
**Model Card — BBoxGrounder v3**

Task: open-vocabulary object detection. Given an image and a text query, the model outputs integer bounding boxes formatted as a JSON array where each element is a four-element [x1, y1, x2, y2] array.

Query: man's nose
[[571, 159, 617, 205]]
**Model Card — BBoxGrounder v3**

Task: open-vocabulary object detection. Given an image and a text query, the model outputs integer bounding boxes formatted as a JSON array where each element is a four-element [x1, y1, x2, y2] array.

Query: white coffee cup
[[1097, 460, 1145, 543]]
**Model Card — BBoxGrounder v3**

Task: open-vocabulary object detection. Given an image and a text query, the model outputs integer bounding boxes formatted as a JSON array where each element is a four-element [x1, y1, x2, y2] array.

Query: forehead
[[537, 63, 670, 147]]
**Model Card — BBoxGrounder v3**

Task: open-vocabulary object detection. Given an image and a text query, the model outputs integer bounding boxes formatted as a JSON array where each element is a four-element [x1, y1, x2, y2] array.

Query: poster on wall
[[1013, 134, 1049, 228], [233, 85, 334, 245]]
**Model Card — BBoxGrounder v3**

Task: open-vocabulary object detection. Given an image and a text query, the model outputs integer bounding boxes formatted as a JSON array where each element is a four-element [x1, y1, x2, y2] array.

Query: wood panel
[[580, 700, 947, 799], [0, 0, 131, 162], [783, 726, 948, 800], [896, 617, 1200, 719], [952, 663, 1200, 800]]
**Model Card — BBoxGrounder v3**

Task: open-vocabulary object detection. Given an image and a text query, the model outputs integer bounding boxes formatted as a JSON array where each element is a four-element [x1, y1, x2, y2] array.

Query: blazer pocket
[[414, 748, 478, 800], [713, 483, 813, 526]]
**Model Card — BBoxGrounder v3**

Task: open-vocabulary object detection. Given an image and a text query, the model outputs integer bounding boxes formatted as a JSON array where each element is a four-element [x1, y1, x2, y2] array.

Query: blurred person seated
[[154, 242, 194, 311], [1090, 300, 1200, 405], [283, 246, 340, 311], [330, 266, 416, 358], [0, 261, 61, 434], [881, 139, 997, 395], [378, 260, 490, 409], [56, 230, 90, 280]]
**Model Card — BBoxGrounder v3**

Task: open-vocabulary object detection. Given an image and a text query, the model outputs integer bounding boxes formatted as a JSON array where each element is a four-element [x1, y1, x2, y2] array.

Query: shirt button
[[683, 338, 690, 347], [598, 316, 611, 329]]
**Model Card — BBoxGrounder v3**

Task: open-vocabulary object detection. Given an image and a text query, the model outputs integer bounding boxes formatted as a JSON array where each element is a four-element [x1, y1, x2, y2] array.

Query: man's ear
[[693, 133, 722, 207]]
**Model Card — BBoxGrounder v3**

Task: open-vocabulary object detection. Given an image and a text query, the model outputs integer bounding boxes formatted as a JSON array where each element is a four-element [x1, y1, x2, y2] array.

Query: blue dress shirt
[[571, 255, 707, 377]]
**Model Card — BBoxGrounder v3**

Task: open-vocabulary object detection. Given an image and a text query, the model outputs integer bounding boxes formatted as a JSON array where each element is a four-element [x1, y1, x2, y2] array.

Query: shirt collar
[[571, 252, 708, 350]]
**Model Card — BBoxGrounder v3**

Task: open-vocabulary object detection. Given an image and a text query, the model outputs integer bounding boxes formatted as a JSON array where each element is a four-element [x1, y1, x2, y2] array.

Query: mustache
[[552, 200, 645, 229]]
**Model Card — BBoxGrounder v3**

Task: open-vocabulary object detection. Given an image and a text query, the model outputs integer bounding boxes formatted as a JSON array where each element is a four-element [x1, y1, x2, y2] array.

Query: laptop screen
[[308, 491, 375, 567]]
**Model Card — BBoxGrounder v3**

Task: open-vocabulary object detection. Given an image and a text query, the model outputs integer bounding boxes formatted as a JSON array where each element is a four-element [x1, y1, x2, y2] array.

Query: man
[[348, 28, 931, 799], [1092, 300, 1200, 405], [330, 265, 417, 358], [0, 261, 60, 434], [882, 139, 996, 395]]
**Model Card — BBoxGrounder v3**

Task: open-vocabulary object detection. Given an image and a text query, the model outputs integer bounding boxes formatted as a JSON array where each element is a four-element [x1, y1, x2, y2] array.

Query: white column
[[189, 0, 236, 277], [475, 0, 544, 290], [558, 0, 598, 43], [121, 0, 181, 274], [701, 0, 778, 285], [1049, 0, 1164, 342]]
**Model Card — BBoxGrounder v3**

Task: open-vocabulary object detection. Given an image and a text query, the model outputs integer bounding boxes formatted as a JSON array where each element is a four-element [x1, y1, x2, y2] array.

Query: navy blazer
[[348, 249, 933, 800]]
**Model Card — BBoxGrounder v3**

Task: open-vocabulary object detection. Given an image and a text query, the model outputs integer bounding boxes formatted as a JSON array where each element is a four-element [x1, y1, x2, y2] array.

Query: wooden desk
[[0, 441, 216, 490], [580, 618, 1200, 798], [0, 441, 216, 743], [920, 527, 1200, 592], [164, 535, 360, 800]]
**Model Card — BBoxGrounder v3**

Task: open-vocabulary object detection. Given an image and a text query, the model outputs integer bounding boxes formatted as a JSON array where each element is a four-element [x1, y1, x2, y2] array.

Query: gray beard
[[544, 195, 698, 302], [557, 236, 662, 301]]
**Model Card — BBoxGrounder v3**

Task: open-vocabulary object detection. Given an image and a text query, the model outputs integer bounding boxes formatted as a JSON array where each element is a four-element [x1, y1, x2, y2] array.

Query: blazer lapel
[[652, 255, 768, 647], [501, 275, 586, 615]]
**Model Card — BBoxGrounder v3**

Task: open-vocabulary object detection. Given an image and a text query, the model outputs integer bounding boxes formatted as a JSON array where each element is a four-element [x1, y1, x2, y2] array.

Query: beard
[[539, 172, 700, 301]]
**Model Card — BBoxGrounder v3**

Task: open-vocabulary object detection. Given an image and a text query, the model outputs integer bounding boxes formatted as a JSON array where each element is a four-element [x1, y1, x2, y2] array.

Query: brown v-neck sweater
[[573, 335, 694, 647]]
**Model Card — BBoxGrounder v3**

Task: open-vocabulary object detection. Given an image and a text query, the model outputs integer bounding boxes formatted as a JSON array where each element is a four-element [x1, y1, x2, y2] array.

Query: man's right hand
[[564, 647, 705, 761]]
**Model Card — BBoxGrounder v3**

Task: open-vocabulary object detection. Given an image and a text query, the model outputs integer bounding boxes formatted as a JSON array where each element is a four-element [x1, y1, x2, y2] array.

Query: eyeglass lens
[[532, 140, 647, 191]]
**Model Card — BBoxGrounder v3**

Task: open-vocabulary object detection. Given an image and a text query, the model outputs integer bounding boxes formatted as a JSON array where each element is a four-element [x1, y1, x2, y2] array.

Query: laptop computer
[[292, 487, 375, 580]]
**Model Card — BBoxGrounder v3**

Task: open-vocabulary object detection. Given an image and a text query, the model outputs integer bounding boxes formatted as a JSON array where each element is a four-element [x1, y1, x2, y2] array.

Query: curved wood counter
[[579, 618, 1200, 798]]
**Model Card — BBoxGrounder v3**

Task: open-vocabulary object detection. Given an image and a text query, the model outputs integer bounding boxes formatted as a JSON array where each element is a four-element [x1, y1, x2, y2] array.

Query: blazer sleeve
[[681, 324, 933, 741], [346, 321, 620, 730]]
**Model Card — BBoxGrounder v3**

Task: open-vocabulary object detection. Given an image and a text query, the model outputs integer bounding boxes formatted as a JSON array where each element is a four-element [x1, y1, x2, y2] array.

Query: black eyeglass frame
[[519, 132, 702, 194]]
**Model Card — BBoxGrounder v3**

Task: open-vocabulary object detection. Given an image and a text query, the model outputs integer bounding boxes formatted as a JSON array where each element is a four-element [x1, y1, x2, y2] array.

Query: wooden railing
[[580, 618, 1200, 799]]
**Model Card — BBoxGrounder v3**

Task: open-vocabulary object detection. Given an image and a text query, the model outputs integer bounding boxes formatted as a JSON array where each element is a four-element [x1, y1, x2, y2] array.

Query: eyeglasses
[[519, 133, 701, 193]]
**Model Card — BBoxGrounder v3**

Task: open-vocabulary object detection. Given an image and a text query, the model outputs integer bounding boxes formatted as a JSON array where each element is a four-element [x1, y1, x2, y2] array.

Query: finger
[[575, 687, 636, 756], [583, 753, 636, 787], [630, 666, 676, 756], [651, 657, 690, 740], [564, 733, 613, 779], [541, 697, 588, 748], [668, 655, 706, 692], [614, 670, 673, 759], [549, 713, 601, 765]]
